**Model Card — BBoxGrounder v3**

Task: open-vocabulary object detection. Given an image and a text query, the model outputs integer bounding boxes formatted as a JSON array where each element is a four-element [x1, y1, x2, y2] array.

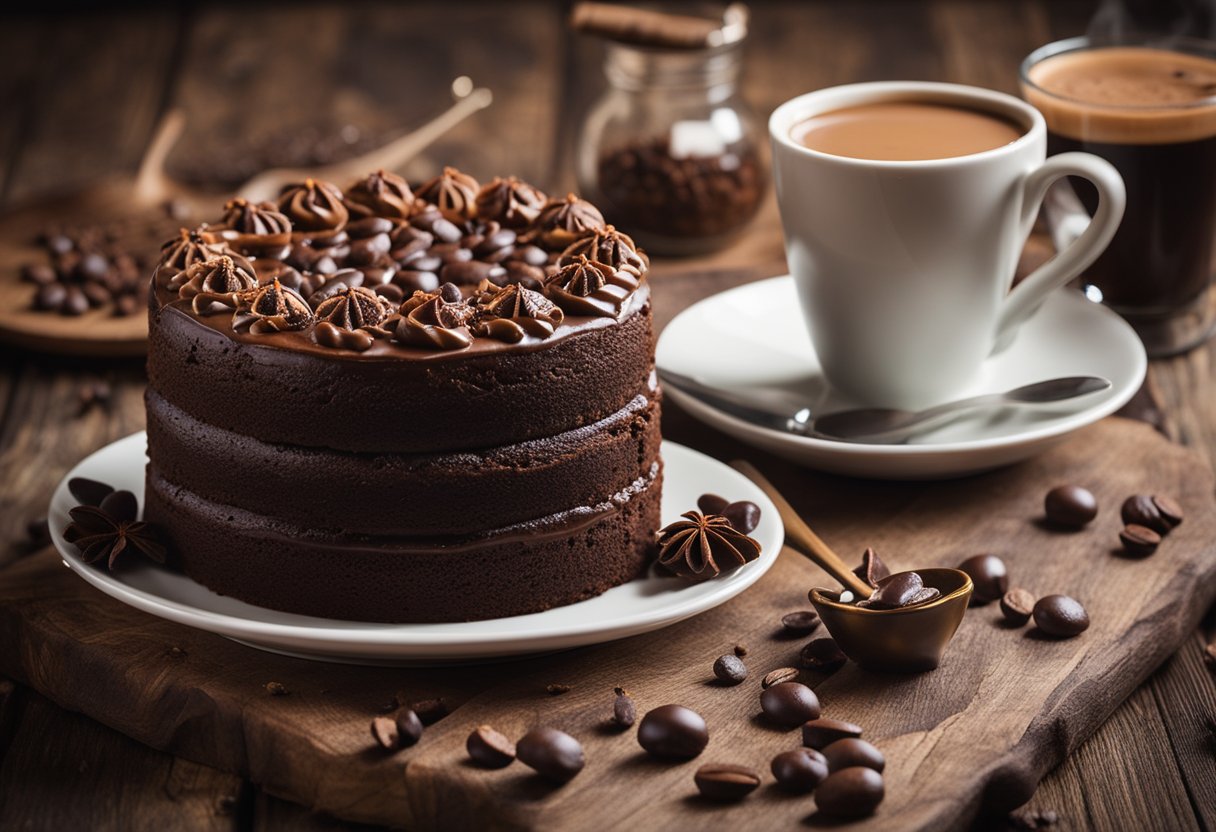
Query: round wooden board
[[0, 179, 203, 358]]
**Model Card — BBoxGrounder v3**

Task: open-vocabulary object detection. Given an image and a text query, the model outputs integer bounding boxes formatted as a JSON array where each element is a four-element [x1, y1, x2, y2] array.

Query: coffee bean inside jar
[[573, 4, 766, 255]]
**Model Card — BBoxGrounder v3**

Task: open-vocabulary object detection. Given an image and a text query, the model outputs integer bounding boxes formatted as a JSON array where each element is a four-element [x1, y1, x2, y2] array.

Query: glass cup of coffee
[[1021, 37, 1216, 357], [769, 82, 1125, 410]]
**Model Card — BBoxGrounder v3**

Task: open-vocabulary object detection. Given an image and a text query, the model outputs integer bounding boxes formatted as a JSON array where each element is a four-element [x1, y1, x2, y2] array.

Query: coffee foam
[[1023, 47, 1216, 145]]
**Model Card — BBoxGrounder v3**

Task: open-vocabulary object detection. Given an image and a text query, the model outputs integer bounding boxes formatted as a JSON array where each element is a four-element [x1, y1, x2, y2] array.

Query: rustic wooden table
[[0, 2, 1212, 830]]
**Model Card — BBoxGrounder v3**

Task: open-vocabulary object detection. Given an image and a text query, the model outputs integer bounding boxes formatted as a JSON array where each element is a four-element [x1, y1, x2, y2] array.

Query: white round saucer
[[657, 276, 1146, 479], [50, 435, 782, 664]]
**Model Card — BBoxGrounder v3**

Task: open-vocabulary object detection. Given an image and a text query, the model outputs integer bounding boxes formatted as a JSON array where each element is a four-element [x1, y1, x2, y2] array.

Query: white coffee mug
[[769, 82, 1126, 409]]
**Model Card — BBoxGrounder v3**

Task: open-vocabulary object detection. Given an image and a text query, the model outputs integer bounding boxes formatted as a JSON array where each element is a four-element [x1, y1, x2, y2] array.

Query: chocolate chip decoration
[[815, 767, 885, 818], [696, 493, 729, 515], [1033, 595, 1090, 638], [516, 727, 585, 783], [612, 688, 636, 728], [693, 764, 761, 802], [467, 725, 515, 768], [1119, 524, 1161, 557], [957, 554, 1009, 604], [1044, 485, 1098, 528], [637, 704, 708, 759], [712, 653, 748, 685], [802, 718, 863, 750], [760, 681, 821, 729], [721, 500, 761, 534], [68, 476, 114, 507], [853, 547, 891, 588], [771, 748, 829, 794]]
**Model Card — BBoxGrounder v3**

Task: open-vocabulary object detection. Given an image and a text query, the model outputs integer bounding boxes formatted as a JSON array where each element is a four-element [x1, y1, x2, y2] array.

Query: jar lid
[[570, 2, 748, 51]]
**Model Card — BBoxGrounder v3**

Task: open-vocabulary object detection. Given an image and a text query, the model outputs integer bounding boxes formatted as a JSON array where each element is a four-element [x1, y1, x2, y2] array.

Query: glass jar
[[575, 32, 766, 256]]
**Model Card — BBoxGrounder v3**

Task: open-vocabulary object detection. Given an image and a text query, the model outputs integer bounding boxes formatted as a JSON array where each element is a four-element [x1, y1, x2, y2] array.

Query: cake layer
[[146, 285, 654, 454], [144, 465, 662, 623], [145, 386, 661, 536]]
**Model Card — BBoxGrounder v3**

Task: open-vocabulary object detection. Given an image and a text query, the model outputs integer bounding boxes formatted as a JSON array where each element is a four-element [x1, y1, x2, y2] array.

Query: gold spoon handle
[[730, 460, 873, 597]]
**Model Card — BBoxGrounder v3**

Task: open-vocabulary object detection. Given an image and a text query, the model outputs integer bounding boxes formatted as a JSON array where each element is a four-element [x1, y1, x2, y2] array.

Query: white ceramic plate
[[657, 276, 1146, 479], [50, 435, 782, 664]]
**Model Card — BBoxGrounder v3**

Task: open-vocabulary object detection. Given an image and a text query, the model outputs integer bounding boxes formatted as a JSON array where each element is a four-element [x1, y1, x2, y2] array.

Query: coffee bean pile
[[20, 207, 186, 317], [957, 552, 1090, 639], [1043, 483, 1184, 558], [595, 136, 764, 244]]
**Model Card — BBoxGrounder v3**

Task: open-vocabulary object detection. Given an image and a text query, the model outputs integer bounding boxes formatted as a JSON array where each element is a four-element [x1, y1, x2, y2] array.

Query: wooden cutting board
[[1, 415, 1213, 831]]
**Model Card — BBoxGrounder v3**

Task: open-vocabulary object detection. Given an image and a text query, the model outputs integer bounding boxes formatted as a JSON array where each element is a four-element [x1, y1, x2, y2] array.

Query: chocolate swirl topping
[[314, 285, 391, 330], [220, 198, 293, 236], [178, 255, 258, 300], [558, 225, 648, 276], [277, 178, 349, 231], [346, 169, 414, 219], [544, 255, 639, 319], [233, 278, 314, 333], [314, 321, 375, 352], [392, 284, 474, 351], [474, 281, 564, 343], [414, 166, 480, 222], [656, 511, 762, 582], [157, 228, 230, 279], [532, 193, 605, 249], [474, 176, 548, 228]]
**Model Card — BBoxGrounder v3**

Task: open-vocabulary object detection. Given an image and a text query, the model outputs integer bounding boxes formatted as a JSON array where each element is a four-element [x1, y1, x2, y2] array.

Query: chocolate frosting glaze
[[657, 511, 762, 582]]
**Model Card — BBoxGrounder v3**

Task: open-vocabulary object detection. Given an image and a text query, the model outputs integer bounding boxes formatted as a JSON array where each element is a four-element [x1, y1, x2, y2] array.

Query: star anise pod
[[656, 511, 761, 582], [63, 504, 166, 571]]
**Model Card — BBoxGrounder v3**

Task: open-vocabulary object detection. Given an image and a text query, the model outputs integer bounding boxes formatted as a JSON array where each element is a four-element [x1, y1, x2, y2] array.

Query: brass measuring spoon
[[732, 461, 972, 672]]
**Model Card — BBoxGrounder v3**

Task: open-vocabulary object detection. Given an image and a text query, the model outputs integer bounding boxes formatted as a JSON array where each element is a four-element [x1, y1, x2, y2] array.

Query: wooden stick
[[731, 460, 874, 597]]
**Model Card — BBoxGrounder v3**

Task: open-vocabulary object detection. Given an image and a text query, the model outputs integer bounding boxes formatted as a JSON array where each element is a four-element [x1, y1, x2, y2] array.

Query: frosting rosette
[[277, 178, 349, 231]]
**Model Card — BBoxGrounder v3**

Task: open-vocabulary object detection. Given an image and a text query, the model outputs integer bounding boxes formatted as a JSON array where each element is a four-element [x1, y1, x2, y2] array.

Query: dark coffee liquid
[[1049, 131, 1216, 311]]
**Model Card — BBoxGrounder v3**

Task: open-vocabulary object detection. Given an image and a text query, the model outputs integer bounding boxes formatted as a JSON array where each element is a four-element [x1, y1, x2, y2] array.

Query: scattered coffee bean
[[637, 704, 709, 759], [612, 687, 636, 728], [781, 610, 821, 636], [697, 493, 729, 515], [713, 653, 748, 685], [822, 738, 886, 773], [853, 547, 891, 588], [1121, 494, 1181, 535], [957, 554, 1008, 604], [801, 638, 847, 672], [771, 748, 829, 794], [1119, 524, 1161, 557], [396, 709, 424, 747], [760, 681, 821, 729], [802, 717, 863, 750], [516, 727, 585, 783], [999, 588, 1036, 627], [467, 725, 515, 768], [761, 667, 799, 689], [370, 716, 400, 750], [546, 683, 572, 695], [733, 644, 748, 658], [412, 698, 448, 725], [25, 517, 50, 548], [693, 763, 761, 802], [264, 681, 289, 696], [815, 767, 885, 818], [722, 501, 761, 534], [1033, 595, 1090, 638], [1044, 485, 1098, 528], [99, 490, 138, 524], [68, 476, 114, 507]]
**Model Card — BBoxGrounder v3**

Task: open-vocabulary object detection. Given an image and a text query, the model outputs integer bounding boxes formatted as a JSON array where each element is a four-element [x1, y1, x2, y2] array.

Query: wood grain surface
[[1, 417, 1214, 831], [2, 2, 1215, 831]]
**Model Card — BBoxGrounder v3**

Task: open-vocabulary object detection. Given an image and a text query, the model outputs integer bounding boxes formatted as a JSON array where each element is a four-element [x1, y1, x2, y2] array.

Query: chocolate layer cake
[[145, 169, 661, 623]]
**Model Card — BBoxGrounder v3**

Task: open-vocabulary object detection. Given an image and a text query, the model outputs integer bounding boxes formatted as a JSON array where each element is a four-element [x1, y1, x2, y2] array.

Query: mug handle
[[992, 152, 1126, 353]]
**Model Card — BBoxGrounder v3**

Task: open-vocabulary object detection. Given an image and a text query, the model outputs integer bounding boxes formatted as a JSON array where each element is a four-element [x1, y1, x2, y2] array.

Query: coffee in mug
[[769, 82, 1125, 409], [1021, 38, 1216, 356], [792, 101, 1024, 161]]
